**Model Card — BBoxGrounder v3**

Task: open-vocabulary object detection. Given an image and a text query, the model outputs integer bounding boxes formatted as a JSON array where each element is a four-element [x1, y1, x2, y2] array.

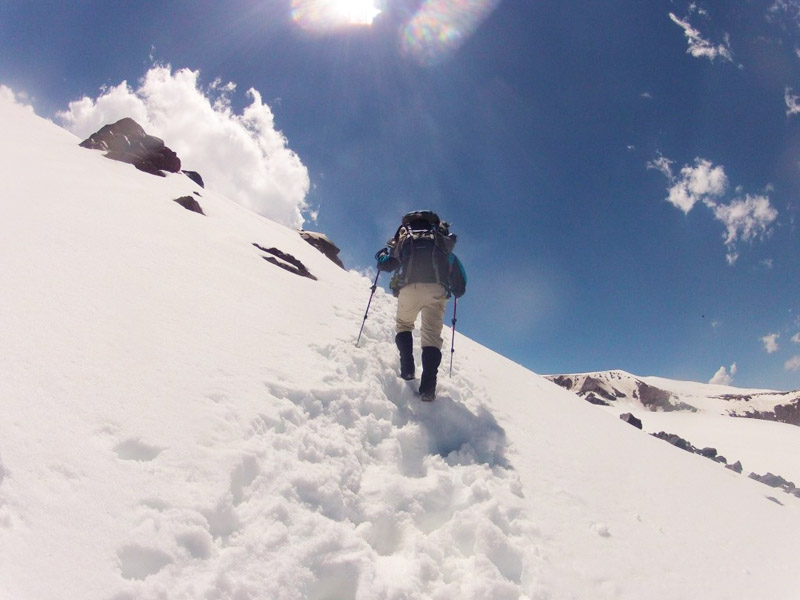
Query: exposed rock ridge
[[79, 118, 202, 187]]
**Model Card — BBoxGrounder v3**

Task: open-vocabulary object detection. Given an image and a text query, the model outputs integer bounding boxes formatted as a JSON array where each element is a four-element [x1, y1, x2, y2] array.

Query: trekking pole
[[449, 297, 458, 376], [356, 266, 381, 347]]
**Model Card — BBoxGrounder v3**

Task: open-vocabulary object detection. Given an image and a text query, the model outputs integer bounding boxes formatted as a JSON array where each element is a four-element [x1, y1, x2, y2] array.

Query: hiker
[[375, 210, 467, 401]]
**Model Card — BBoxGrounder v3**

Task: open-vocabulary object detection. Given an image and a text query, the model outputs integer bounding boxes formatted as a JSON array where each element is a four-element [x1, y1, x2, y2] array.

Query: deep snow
[[2, 94, 800, 600]]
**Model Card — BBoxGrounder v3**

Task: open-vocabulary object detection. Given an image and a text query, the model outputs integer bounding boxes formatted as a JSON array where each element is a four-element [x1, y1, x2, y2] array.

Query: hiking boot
[[420, 390, 436, 402], [419, 346, 442, 401], [395, 331, 415, 380]]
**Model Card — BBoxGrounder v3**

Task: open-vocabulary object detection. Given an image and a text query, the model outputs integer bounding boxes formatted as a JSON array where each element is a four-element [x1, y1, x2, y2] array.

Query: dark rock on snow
[[726, 460, 743, 474], [299, 230, 345, 269], [173, 196, 205, 215], [652, 431, 695, 452], [584, 393, 610, 406], [80, 118, 181, 177], [700, 447, 718, 459], [748, 472, 796, 491], [579, 377, 624, 403], [619, 412, 643, 429], [253, 243, 317, 281], [739, 398, 800, 427], [182, 170, 205, 188]]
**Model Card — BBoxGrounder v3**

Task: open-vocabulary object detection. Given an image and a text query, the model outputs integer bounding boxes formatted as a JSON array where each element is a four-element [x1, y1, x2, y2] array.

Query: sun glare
[[332, 0, 381, 25], [291, 0, 381, 31]]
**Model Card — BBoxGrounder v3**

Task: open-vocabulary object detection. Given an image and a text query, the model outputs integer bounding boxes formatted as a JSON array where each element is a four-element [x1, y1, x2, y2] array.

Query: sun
[[330, 0, 381, 25], [291, 0, 382, 30]]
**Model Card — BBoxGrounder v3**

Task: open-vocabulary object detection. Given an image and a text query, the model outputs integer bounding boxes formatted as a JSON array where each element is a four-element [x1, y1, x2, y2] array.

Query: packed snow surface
[[2, 95, 800, 600]]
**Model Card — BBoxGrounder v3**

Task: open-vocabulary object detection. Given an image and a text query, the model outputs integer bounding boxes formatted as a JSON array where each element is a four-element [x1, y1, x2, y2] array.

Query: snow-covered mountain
[[546, 370, 800, 490], [2, 93, 800, 600], [547, 369, 800, 423]]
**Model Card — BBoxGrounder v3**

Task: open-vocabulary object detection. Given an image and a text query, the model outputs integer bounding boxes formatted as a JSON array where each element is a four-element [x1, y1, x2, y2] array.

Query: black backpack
[[389, 210, 457, 294]]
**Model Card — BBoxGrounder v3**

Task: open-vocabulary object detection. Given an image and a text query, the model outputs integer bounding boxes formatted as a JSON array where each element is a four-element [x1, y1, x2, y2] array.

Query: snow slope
[[2, 95, 800, 600]]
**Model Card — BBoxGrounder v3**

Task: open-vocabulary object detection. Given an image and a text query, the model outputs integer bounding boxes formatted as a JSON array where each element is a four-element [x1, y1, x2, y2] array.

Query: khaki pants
[[396, 283, 448, 349]]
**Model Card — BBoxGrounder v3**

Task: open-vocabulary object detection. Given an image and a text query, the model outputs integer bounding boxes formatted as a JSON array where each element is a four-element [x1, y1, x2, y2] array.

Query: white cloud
[[709, 362, 737, 385], [57, 65, 311, 229], [668, 13, 733, 62], [650, 155, 778, 264], [761, 333, 780, 353], [647, 154, 673, 179], [785, 355, 800, 371], [768, 1, 800, 29], [648, 157, 728, 214], [792, 332, 800, 344], [785, 87, 800, 117], [0, 85, 34, 111], [712, 194, 778, 263]]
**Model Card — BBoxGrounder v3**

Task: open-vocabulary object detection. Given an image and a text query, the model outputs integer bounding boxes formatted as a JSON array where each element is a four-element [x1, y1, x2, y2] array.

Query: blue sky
[[2, 0, 800, 390]]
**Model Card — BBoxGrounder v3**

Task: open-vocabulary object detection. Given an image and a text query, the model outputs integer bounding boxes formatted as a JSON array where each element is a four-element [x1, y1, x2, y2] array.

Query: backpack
[[388, 210, 458, 295]]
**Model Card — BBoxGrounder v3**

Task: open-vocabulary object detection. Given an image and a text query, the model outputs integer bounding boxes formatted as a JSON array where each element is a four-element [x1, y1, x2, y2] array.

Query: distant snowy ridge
[[548, 369, 800, 499], [546, 369, 800, 424]]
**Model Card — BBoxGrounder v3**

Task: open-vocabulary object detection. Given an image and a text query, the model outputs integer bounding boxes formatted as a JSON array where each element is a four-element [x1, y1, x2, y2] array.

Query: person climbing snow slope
[[375, 210, 466, 401]]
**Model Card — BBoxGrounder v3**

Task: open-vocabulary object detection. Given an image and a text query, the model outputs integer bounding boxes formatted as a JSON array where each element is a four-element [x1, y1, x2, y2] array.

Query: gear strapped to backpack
[[385, 210, 460, 296]]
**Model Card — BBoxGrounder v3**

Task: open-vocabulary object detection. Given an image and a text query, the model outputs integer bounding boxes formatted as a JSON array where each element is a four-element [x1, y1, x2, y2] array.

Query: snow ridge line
[[111, 290, 544, 599]]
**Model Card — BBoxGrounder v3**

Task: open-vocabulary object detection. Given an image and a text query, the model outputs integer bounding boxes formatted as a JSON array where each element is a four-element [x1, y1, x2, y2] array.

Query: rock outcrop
[[299, 231, 344, 269], [173, 195, 205, 215], [80, 118, 181, 177], [253, 243, 317, 281]]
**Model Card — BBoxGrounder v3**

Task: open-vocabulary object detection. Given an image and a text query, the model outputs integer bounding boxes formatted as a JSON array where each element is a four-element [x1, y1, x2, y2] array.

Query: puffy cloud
[[668, 13, 733, 62], [786, 87, 800, 117], [0, 85, 34, 111], [785, 355, 800, 372], [709, 362, 737, 385], [792, 332, 800, 344], [761, 333, 780, 354], [57, 65, 311, 229], [677, 159, 727, 213], [649, 154, 778, 264], [712, 195, 778, 263], [648, 156, 728, 214]]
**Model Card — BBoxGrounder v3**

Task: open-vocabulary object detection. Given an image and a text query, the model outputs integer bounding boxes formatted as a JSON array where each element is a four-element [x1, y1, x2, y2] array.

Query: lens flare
[[401, 0, 502, 66], [291, 0, 382, 31]]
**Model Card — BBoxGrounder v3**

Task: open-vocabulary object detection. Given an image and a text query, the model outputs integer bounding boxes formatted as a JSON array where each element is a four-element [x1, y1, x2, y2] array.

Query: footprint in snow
[[412, 396, 509, 468], [113, 439, 163, 462], [117, 544, 172, 580]]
